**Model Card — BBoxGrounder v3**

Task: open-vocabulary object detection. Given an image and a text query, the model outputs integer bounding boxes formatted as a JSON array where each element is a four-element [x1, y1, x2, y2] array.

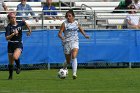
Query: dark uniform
[[5, 21, 26, 79], [5, 21, 26, 54]]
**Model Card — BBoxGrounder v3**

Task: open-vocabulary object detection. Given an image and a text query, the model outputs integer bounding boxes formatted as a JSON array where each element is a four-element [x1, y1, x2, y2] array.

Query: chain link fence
[[1, 62, 140, 71]]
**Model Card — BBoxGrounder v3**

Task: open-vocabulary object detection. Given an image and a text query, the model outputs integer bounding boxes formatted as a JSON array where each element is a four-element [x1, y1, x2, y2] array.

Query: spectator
[[126, 5, 140, 29], [0, 0, 8, 13], [43, 0, 60, 29], [0, 0, 8, 25], [16, 0, 38, 22], [132, 0, 140, 9], [43, 0, 58, 20], [28, 0, 41, 1], [113, 0, 132, 13]]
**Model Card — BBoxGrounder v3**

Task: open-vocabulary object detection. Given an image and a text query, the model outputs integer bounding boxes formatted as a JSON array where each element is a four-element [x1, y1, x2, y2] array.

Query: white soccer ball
[[58, 68, 67, 79]]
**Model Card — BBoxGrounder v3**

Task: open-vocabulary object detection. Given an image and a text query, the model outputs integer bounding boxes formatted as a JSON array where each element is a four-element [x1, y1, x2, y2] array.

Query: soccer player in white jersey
[[58, 9, 90, 79]]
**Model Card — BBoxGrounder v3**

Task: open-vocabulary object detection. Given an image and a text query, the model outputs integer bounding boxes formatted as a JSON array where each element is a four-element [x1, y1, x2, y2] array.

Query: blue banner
[[0, 30, 140, 65]]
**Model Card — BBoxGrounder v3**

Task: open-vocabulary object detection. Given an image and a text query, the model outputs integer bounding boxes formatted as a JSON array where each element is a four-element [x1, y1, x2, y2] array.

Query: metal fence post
[[41, 10, 44, 29], [129, 62, 132, 69], [48, 63, 50, 70]]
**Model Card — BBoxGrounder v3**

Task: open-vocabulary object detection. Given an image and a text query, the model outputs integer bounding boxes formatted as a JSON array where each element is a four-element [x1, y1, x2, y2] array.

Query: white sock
[[71, 58, 77, 76]]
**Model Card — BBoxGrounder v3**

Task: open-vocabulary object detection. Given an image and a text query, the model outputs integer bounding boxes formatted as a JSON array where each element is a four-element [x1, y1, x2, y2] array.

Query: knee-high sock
[[71, 58, 77, 76], [8, 64, 14, 77], [15, 59, 20, 68]]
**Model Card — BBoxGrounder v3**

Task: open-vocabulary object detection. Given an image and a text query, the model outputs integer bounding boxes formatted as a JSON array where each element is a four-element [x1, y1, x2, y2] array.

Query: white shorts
[[63, 41, 79, 54]]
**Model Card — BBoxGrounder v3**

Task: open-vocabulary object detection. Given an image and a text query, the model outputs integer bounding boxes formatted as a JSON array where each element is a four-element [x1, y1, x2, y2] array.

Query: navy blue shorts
[[8, 42, 23, 54]]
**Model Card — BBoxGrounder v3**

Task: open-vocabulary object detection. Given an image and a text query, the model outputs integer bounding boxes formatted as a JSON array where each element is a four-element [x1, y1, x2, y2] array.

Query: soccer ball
[[58, 68, 67, 79]]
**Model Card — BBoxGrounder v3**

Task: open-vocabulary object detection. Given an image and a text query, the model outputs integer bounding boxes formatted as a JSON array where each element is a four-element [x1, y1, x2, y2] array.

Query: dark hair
[[129, 4, 136, 9], [128, 4, 136, 13], [65, 9, 75, 18]]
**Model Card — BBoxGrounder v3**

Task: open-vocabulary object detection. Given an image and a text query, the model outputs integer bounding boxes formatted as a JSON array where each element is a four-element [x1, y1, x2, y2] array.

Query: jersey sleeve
[[75, 21, 79, 26]]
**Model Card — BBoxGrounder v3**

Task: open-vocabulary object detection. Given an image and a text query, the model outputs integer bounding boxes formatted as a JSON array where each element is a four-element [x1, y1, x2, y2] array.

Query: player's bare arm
[[78, 24, 90, 39], [25, 22, 32, 36], [58, 23, 65, 40], [6, 31, 18, 40]]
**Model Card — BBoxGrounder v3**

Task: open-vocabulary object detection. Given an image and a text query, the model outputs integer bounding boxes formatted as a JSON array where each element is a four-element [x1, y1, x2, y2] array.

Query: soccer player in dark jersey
[[5, 12, 32, 80]]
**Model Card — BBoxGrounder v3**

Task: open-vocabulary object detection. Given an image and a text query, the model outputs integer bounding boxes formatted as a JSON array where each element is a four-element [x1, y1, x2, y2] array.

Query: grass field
[[0, 68, 140, 93]]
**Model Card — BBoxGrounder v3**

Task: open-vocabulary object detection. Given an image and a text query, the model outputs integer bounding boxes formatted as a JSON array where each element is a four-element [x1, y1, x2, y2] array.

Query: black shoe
[[8, 75, 12, 80], [16, 67, 21, 74]]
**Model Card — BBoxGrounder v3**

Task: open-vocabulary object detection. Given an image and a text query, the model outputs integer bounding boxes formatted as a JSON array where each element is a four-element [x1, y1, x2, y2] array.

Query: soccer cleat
[[72, 75, 77, 80], [8, 75, 12, 80], [16, 67, 21, 74]]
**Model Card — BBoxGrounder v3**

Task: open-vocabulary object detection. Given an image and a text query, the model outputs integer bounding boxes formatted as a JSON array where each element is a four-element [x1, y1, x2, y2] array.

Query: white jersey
[[63, 20, 79, 42], [126, 14, 140, 26]]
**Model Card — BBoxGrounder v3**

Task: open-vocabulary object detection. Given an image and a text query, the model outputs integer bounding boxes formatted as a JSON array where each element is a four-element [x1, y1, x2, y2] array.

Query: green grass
[[0, 68, 140, 93]]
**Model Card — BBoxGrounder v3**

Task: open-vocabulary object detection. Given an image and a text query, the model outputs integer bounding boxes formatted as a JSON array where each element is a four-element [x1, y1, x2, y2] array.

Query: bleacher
[[0, 1, 65, 29], [25, 19, 65, 29], [5, 2, 42, 16], [1, 1, 80, 30], [74, 1, 130, 29], [0, 0, 137, 30]]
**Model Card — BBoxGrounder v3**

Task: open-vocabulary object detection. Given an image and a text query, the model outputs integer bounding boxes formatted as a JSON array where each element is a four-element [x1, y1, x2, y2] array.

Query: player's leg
[[15, 59, 20, 70], [71, 48, 78, 79], [71, 41, 79, 79], [13, 48, 22, 74], [63, 42, 71, 69], [8, 53, 14, 80], [62, 42, 71, 76], [64, 54, 71, 69], [63, 54, 71, 75]]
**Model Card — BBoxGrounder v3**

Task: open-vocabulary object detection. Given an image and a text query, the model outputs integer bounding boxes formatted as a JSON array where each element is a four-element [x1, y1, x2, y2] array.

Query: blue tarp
[[0, 29, 140, 65]]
